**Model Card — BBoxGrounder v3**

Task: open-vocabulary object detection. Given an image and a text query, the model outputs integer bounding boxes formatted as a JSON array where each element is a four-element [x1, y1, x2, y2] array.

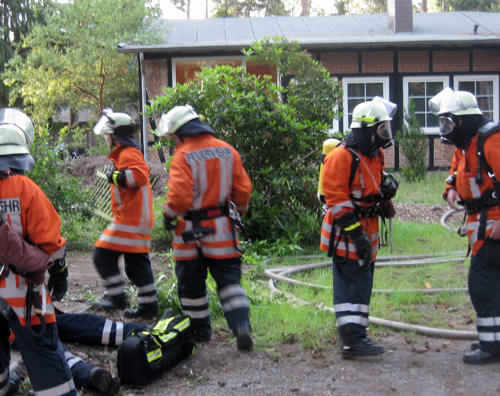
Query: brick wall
[[474, 50, 500, 72], [399, 51, 429, 72], [434, 139, 455, 168], [322, 53, 358, 74], [384, 145, 395, 169], [433, 51, 469, 72], [362, 52, 393, 73], [144, 59, 169, 99]]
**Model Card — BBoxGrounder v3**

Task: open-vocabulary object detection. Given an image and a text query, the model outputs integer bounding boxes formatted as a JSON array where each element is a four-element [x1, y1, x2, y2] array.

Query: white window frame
[[403, 76, 449, 135], [454, 75, 499, 123], [342, 77, 390, 132], [172, 56, 246, 86]]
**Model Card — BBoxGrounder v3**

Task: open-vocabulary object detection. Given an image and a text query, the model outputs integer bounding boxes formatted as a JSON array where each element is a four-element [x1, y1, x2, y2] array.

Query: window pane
[[246, 61, 277, 84], [483, 110, 493, 119], [212, 60, 242, 67], [427, 113, 439, 127], [458, 81, 474, 93], [415, 114, 425, 127], [409, 82, 425, 96], [476, 81, 493, 96], [412, 98, 426, 112], [348, 83, 365, 97], [427, 82, 443, 96], [176, 61, 206, 85], [348, 98, 364, 113], [366, 83, 383, 98], [478, 97, 493, 112]]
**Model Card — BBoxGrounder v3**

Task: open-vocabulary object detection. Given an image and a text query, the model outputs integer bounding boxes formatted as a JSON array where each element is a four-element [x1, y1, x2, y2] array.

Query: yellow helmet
[[93, 109, 134, 135], [156, 105, 199, 137], [0, 108, 35, 156], [428, 87, 482, 116]]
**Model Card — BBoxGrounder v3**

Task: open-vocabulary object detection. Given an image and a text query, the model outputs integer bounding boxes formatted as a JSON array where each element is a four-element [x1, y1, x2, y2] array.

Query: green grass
[[394, 170, 449, 205]]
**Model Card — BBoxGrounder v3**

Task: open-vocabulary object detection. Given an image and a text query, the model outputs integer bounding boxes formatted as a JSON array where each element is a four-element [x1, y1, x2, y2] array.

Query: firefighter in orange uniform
[[93, 109, 158, 319], [0, 108, 78, 395], [155, 105, 254, 351], [430, 88, 500, 365], [320, 97, 398, 359]]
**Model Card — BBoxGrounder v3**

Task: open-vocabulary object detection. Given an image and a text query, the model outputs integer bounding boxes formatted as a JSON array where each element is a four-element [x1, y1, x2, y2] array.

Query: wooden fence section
[[93, 165, 160, 223]]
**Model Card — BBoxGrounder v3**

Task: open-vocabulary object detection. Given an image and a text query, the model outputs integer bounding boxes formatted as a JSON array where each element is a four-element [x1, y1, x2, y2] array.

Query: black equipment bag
[[117, 314, 195, 387]]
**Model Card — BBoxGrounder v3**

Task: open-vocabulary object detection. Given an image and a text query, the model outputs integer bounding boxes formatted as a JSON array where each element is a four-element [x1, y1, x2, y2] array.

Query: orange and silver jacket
[[0, 174, 66, 326], [94, 143, 154, 253], [320, 145, 384, 261], [444, 132, 500, 255], [164, 134, 252, 261]]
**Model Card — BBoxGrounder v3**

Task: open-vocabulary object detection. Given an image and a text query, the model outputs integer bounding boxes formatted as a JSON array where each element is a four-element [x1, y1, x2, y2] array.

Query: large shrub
[[147, 65, 335, 245]]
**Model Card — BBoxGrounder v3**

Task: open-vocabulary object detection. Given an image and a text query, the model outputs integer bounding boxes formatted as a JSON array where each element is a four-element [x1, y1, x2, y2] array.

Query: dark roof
[[118, 12, 500, 54]]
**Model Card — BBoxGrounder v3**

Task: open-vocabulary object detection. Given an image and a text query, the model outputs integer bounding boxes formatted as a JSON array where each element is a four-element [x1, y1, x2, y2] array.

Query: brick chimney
[[387, 0, 413, 33]]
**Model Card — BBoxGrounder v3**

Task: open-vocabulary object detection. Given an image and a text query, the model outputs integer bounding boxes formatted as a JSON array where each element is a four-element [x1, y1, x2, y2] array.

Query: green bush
[[396, 99, 428, 183], [27, 123, 95, 248]]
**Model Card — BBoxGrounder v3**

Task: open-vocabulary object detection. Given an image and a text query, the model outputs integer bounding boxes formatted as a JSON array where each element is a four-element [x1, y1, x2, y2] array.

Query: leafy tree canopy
[[0, 0, 48, 107], [212, 0, 289, 17], [3, 0, 163, 123]]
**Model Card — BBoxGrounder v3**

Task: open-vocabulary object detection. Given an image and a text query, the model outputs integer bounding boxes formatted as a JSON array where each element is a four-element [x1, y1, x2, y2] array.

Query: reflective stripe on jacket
[[320, 146, 383, 261], [0, 174, 63, 326], [164, 134, 252, 261], [95, 144, 154, 253], [444, 133, 500, 255]]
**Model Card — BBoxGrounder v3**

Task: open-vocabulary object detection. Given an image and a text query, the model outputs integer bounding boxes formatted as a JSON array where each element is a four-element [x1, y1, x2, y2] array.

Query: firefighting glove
[[380, 172, 399, 201], [47, 258, 68, 302], [163, 213, 177, 231], [105, 170, 127, 188], [337, 211, 372, 267]]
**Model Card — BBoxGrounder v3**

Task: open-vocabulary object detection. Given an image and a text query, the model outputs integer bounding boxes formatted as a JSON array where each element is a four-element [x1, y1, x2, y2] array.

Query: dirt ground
[[13, 157, 497, 395]]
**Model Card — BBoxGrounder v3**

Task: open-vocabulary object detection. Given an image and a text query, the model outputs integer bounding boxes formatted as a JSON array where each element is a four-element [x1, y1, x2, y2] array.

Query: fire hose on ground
[[262, 209, 478, 340]]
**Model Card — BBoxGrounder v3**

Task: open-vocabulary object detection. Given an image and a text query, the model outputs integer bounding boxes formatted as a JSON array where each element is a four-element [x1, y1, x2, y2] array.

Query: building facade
[[119, 5, 500, 169]]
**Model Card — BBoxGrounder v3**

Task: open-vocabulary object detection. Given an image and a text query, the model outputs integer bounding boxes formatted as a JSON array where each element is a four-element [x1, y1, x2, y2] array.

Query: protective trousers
[[469, 238, 500, 354], [0, 309, 78, 396], [175, 256, 251, 337], [93, 247, 157, 308], [55, 311, 147, 346], [332, 255, 375, 347]]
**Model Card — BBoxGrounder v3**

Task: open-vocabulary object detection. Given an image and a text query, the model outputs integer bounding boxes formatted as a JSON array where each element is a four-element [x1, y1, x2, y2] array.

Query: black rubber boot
[[471, 340, 480, 351], [6, 373, 20, 396], [90, 368, 121, 395], [124, 303, 158, 320], [235, 323, 253, 351], [463, 349, 500, 365], [193, 324, 212, 342], [95, 295, 128, 312], [341, 337, 385, 359]]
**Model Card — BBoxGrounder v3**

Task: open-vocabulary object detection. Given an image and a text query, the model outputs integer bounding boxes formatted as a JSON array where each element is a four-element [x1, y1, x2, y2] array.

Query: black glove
[[105, 170, 127, 188], [380, 172, 399, 200], [337, 211, 372, 267], [163, 214, 177, 231], [47, 259, 68, 302]]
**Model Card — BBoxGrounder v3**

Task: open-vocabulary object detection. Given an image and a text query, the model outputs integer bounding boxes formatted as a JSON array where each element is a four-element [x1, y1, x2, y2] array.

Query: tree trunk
[[206, 0, 209, 18], [300, 0, 309, 16], [421, 0, 427, 12], [187, 0, 191, 19]]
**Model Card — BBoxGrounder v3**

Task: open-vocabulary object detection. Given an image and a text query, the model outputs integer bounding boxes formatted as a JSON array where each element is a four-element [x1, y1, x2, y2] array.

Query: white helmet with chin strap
[[350, 97, 397, 141], [428, 87, 482, 117], [93, 108, 133, 135], [156, 105, 199, 137], [0, 108, 35, 156]]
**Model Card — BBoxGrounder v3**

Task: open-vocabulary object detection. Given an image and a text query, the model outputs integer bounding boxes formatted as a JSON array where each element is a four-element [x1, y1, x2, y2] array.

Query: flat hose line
[[262, 209, 477, 339]]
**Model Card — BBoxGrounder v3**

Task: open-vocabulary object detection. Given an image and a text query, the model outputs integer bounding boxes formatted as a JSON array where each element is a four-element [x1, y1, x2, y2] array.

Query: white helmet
[[428, 87, 482, 116], [93, 108, 133, 135], [0, 108, 35, 156], [156, 105, 199, 137], [350, 97, 397, 129]]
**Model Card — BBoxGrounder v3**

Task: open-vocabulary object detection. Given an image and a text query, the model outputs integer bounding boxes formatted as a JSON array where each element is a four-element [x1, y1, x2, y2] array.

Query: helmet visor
[[377, 121, 393, 140], [439, 116, 457, 136], [93, 109, 115, 135], [157, 114, 176, 137], [0, 108, 35, 145], [372, 97, 397, 118]]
